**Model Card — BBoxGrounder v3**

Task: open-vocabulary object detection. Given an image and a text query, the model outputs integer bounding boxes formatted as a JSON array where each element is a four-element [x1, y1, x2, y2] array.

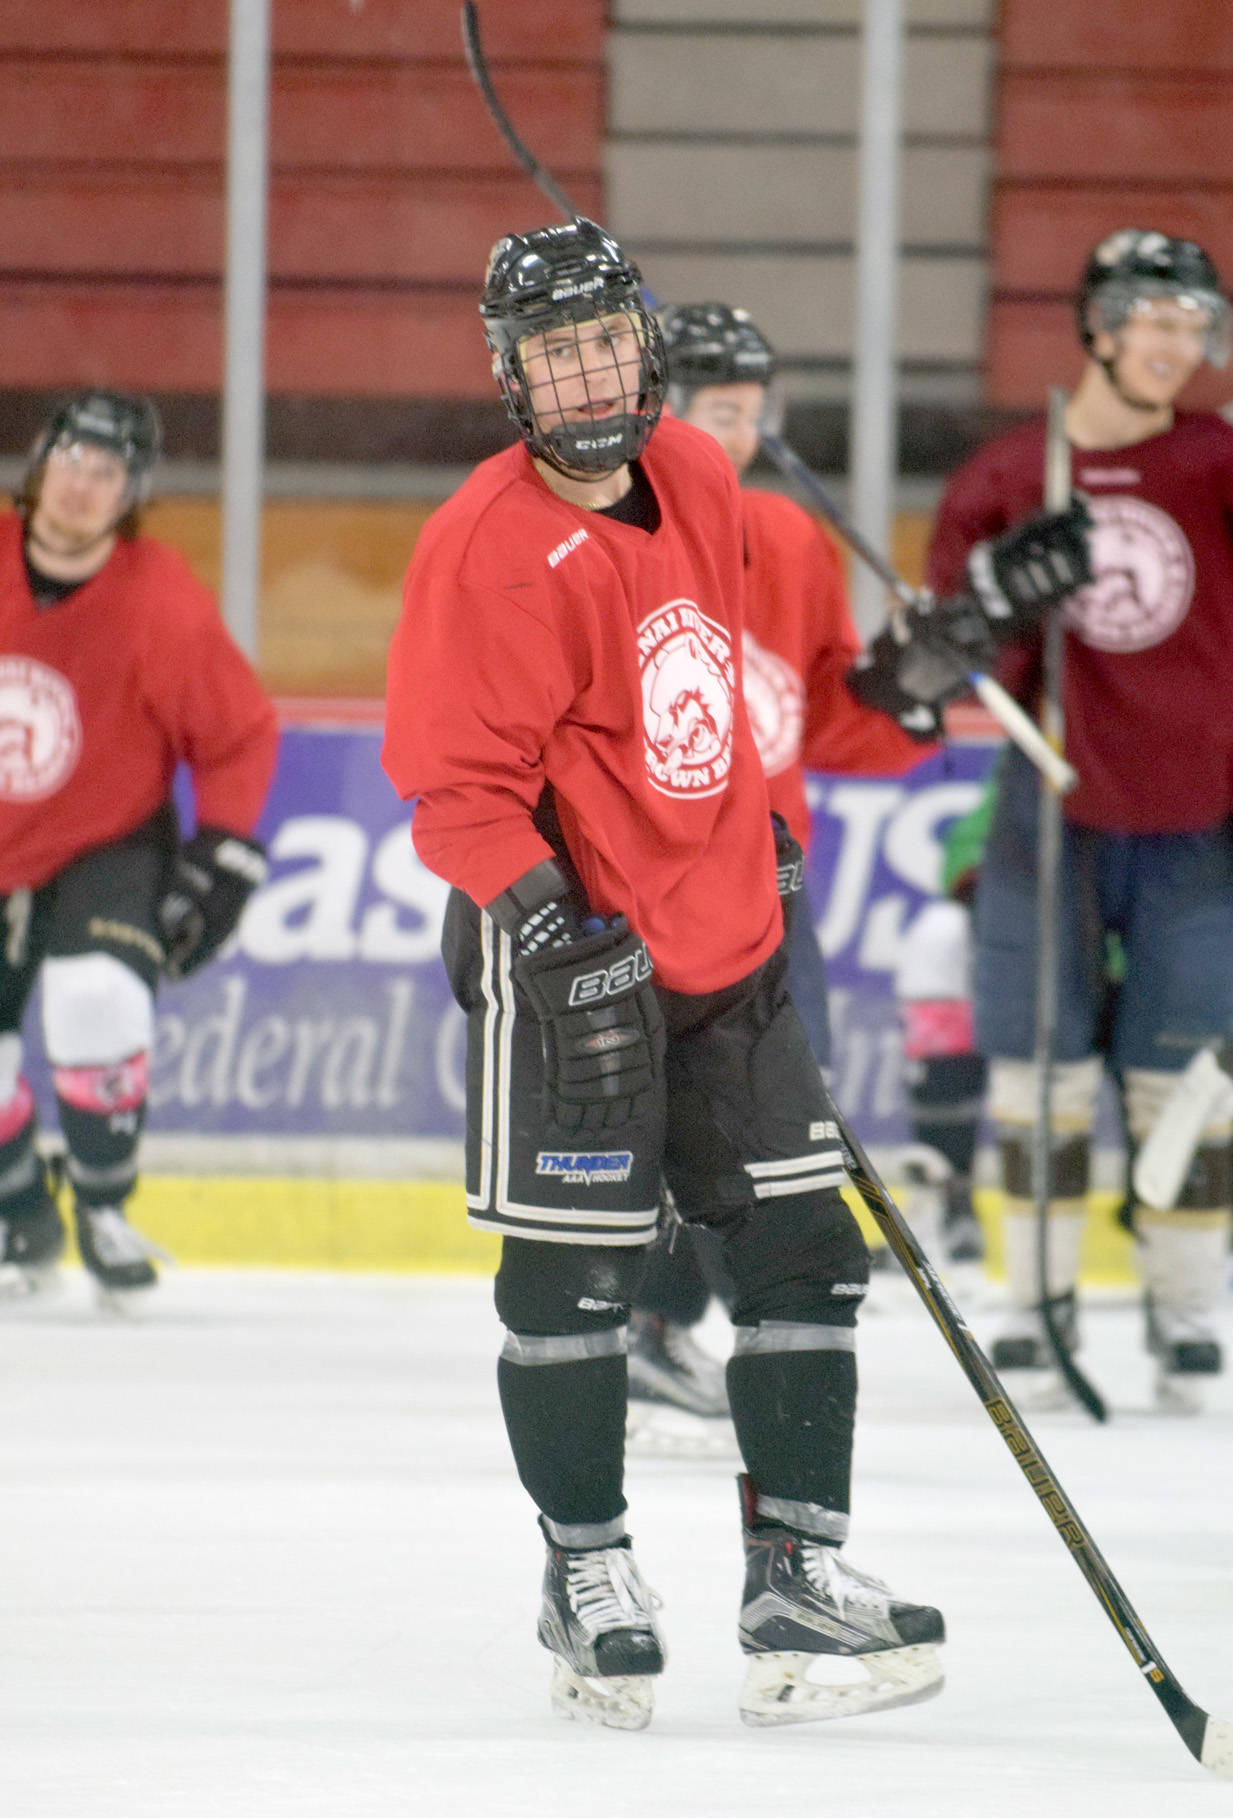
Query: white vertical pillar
[[849, 0, 904, 639], [221, 0, 271, 656]]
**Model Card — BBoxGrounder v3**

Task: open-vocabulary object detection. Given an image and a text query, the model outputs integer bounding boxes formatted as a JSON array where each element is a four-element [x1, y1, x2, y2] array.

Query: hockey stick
[[461, 2, 578, 222], [826, 1083, 1233, 1777], [759, 433, 1078, 794], [460, 3, 1077, 797], [1032, 389, 1107, 1422]]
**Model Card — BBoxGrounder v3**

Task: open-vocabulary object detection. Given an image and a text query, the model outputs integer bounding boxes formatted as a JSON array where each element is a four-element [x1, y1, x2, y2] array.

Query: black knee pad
[[494, 1236, 648, 1337], [717, 1190, 869, 1329]]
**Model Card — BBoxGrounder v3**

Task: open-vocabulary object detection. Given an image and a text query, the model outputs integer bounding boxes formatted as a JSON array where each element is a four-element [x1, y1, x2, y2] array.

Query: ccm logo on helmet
[[566, 944, 652, 1008]]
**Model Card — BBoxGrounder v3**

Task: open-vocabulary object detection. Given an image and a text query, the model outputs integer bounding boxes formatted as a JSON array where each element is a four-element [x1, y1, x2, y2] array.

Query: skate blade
[[626, 1402, 738, 1460], [739, 1643, 943, 1727], [93, 1279, 158, 1318], [994, 1367, 1076, 1414], [1153, 1366, 1207, 1417], [0, 1261, 64, 1301], [548, 1656, 656, 1730]]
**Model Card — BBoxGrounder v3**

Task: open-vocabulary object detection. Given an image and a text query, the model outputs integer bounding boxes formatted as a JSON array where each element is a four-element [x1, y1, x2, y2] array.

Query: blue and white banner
[[29, 719, 998, 1153]]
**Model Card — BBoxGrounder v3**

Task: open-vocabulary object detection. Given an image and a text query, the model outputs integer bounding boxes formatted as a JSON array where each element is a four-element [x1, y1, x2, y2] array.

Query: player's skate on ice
[[737, 1475, 944, 1725], [538, 1526, 666, 1729]]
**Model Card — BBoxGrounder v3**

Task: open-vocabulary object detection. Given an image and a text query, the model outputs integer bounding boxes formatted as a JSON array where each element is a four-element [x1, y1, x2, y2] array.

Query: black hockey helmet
[[658, 302, 776, 392], [479, 218, 666, 477], [26, 390, 163, 500], [1076, 230, 1231, 367]]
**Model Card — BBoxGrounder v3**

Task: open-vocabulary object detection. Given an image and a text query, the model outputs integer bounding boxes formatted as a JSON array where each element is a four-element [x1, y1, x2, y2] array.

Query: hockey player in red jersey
[[382, 219, 1087, 1729], [925, 230, 1233, 1409], [626, 302, 941, 1420], [0, 392, 277, 1302]]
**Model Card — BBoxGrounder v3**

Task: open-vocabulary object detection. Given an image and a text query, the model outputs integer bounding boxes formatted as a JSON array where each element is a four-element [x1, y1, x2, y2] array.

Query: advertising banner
[[28, 720, 999, 1156]]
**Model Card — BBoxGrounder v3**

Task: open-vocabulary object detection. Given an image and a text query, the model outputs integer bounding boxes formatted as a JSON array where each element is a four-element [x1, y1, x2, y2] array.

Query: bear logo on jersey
[[637, 600, 735, 797], [0, 656, 82, 801], [741, 630, 805, 777], [1064, 495, 1194, 653]]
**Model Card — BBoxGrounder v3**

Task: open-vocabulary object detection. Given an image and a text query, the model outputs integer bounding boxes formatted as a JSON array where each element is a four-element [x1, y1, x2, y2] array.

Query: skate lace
[[83, 1209, 164, 1268], [564, 1549, 658, 1638], [800, 1543, 892, 1618]]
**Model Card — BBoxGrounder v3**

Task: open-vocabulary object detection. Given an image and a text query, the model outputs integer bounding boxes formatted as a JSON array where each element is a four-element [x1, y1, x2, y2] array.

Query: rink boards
[[28, 714, 1137, 1281]]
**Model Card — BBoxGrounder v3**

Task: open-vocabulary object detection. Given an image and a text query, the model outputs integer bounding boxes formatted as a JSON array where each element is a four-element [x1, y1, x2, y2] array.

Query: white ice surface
[[0, 1266, 1230, 1818]]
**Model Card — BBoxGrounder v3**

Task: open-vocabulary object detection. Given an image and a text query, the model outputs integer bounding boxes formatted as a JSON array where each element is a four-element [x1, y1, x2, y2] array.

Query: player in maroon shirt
[[925, 231, 1233, 1409], [626, 302, 939, 1424], [0, 393, 277, 1303], [382, 218, 1084, 1730]]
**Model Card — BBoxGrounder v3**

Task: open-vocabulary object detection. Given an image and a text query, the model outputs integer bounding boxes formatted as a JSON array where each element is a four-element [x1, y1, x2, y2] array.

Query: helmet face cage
[[1077, 231, 1232, 369], [480, 221, 666, 477]]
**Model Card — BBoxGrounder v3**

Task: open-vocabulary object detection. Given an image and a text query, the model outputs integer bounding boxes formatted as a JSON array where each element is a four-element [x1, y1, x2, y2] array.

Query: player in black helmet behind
[[627, 300, 956, 1426], [925, 229, 1233, 1411], [382, 217, 1089, 1730]]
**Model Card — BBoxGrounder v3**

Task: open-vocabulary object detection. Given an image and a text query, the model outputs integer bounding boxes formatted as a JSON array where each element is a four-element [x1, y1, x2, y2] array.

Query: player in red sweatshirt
[[0, 392, 277, 1301], [925, 231, 1233, 1410], [382, 219, 1084, 1730]]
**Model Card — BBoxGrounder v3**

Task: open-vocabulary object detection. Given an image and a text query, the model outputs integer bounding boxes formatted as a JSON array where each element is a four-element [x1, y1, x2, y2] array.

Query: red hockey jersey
[[738, 488, 930, 848], [382, 416, 783, 995], [927, 412, 1233, 833], [0, 515, 278, 891]]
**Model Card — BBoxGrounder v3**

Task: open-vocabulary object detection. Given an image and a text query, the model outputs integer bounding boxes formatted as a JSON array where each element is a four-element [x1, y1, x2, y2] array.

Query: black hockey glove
[[514, 919, 666, 1133], [966, 494, 1092, 634], [159, 827, 268, 980]]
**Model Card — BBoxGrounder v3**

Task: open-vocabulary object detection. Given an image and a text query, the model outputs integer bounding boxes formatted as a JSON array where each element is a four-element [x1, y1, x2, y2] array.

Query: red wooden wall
[[0, 0, 603, 399], [988, 3, 1233, 409]]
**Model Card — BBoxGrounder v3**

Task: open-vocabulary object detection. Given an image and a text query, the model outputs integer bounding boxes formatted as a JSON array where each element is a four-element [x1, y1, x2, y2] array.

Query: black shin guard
[[55, 1096, 146, 1210], [497, 1349, 629, 1532], [726, 1345, 856, 1519], [907, 1052, 987, 1178]]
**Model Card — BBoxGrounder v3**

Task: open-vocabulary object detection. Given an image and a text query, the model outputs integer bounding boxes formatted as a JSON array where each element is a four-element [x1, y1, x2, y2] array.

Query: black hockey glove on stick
[[967, 493, 1092, 631], [847, 499, 1093, 748], [159, 827, 268, 979]]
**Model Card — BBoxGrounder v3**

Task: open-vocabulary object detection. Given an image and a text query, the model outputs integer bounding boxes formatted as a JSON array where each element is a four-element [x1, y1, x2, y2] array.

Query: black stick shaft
[[828, 1089, 1213, 1768], [461, 3, 579, 222], [1033, 389, 1106, 1420]]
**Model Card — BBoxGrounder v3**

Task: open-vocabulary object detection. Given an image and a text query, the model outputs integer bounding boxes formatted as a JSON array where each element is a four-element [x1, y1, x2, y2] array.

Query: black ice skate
[[737, 1477, 944, 1725], [537, 1530, 665, 1730], [627, 1311, 729, 1417], [1146, 1294, 1222, 1414], [0, 1192, 66, 1292], [74, 1204, 166, 1306]]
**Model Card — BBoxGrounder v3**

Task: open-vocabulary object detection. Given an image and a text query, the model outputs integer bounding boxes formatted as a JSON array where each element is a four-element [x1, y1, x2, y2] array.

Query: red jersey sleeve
[[137, 548, 278, 836], [383, 553, 573, 906]]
